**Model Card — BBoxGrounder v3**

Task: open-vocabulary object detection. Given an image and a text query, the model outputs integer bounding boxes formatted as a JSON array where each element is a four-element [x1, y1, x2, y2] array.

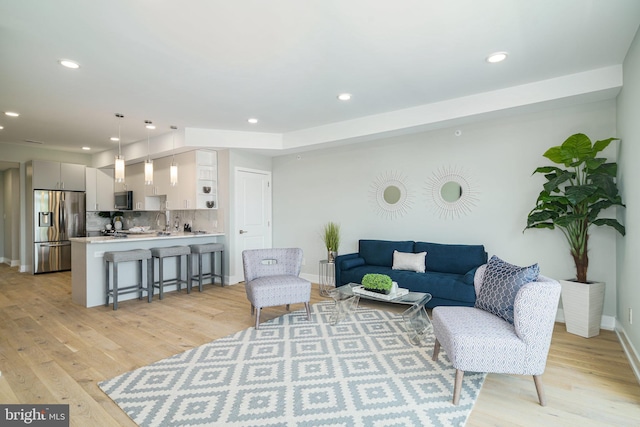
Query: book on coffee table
[[352, 285, 409, 301]]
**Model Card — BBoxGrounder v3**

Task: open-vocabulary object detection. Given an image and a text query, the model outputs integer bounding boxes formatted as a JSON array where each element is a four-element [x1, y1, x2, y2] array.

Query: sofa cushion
[[474, 255, 540, 324], [340, 257, 366, 270], [392, 250, 426, 273], [359, 240, 414, 267], [415, 242, 487, 274]]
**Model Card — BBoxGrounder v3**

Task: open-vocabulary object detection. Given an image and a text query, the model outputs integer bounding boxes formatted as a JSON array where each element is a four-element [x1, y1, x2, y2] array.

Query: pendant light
[[144, 120, 153, 185], [170, 126, 178, 186], [114, 113, 125, 183]]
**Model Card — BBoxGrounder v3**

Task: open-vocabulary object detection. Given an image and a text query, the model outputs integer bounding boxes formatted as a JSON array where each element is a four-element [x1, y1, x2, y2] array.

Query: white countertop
[[71, 231, 224, 244]]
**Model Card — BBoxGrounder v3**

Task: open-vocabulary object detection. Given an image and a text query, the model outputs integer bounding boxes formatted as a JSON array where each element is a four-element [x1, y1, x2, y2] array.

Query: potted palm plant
[[322, 222, 341, 263], [524, 133, 625, 338]]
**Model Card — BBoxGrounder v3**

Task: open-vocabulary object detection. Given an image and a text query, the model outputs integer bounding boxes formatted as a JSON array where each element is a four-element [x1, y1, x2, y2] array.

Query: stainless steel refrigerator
[[33, 190, 86, 274]]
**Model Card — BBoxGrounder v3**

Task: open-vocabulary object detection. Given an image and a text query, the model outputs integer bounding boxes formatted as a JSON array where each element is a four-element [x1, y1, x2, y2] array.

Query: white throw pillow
[[392, 250, 426, 273]]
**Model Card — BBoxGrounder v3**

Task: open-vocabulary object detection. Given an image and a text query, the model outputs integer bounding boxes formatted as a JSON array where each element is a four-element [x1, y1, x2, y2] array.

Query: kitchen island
[[70, 232, 225, 308]]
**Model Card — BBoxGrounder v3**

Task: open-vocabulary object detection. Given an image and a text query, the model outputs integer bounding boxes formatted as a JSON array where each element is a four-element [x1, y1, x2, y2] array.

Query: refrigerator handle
[[59, 199, 66, 236]]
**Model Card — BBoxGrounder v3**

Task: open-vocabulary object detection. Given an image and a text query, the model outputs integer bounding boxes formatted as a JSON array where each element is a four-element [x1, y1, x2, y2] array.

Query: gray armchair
[[432, 264, 561, 406], [242, 248, 311, 329]]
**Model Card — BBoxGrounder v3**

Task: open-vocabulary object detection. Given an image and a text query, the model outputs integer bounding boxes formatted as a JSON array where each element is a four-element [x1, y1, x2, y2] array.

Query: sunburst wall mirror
[[425, 166, 479, 219], [370, 171, 413, 220]]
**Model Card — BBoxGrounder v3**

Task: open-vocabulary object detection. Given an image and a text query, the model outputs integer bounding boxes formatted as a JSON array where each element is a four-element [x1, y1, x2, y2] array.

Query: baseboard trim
[[2, 259, 22, 268], [300, 272, 320, 285], [615, 321, 640, 385]]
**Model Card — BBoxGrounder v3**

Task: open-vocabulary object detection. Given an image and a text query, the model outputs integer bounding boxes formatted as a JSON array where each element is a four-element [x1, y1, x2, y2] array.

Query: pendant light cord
[[116, 113, 123, 156], [171, 125, 177, 161]]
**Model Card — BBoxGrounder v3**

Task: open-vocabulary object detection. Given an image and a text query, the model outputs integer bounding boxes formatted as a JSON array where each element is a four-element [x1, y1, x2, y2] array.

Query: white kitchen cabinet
[[165, 150, 217, 210], [32, 160, 86, 191], [144, 156, 171, 198], [86, 168, 115, 211], [126, 163, 145, 210], [124, 162, 161, 211], [115, 150, 217, 211], [166, 152, 196, 210], [114, 179, 127, 193]]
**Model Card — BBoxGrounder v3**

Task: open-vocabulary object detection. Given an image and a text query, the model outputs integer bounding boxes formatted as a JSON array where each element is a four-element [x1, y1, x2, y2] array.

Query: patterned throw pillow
[[474, 255, 540, 324]]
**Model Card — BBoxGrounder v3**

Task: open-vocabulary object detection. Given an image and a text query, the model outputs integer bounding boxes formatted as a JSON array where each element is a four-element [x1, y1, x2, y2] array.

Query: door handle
[[239, 229, 248, 234]]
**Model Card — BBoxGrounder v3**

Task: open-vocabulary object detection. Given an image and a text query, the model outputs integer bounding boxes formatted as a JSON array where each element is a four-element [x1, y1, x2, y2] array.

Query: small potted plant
[[524, 133, 625, 337], [322, 222, 341, 263], [362, 273, 394, 294]]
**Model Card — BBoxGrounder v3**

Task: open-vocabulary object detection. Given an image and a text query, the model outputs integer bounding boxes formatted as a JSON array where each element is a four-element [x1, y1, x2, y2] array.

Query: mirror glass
[[383, 185, 402, 204], [440, 181, 462, 203]]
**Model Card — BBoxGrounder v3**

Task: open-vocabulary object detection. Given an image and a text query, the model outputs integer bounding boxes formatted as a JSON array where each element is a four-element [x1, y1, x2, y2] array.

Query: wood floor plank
[[0, 264, 639, 426]]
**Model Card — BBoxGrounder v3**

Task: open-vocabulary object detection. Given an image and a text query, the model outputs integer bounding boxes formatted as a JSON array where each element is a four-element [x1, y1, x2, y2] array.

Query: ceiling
[[1, 0, 639, 157]]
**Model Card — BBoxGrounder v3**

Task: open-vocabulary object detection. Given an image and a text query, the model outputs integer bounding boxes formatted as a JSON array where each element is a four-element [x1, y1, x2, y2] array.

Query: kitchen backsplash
[[86, 209, 221, 233]]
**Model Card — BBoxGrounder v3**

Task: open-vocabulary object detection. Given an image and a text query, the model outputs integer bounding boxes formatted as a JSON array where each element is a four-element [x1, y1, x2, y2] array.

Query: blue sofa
[[335, 239, 488, 308]]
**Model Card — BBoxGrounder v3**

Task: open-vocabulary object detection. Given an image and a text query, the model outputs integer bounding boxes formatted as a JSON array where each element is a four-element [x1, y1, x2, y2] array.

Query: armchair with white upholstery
[[432, 263, 561, 406], [242, 248, 311, 329]]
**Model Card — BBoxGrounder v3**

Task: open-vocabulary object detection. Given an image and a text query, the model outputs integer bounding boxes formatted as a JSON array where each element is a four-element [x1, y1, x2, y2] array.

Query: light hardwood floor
[[0, 265, 639, 426]]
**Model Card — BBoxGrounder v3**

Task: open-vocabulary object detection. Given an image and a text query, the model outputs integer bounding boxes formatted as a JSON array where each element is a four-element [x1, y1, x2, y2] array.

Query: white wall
[[617, 27, 640, 371], [0, 172, 4, 261], [2, 169, 20, 265], [225, 149, 273, 282], [272, 100, 619, 317]]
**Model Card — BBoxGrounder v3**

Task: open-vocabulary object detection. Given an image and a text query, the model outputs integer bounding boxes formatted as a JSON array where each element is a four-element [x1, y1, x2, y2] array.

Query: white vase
[[560, 279, 605, 338]]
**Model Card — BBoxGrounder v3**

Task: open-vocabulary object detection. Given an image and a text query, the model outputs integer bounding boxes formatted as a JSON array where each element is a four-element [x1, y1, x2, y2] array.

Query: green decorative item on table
[[322, 221, 341, 263], [362, 273, 393, 294]]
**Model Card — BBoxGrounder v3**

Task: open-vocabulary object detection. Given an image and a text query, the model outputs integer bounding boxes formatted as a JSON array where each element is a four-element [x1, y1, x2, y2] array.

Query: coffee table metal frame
[[329, 282, 432, 343]]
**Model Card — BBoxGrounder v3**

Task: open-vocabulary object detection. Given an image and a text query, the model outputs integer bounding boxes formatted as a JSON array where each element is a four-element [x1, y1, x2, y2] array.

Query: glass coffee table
[[328, 282, 432, 345]]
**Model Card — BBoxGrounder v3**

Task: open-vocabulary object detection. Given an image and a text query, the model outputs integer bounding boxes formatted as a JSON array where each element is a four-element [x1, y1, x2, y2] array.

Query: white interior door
[[234, 168, 272, 281]]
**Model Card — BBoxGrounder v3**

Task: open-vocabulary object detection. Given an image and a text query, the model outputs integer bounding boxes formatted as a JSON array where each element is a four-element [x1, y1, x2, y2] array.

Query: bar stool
[[150, 246, 192, 300], [104, 249, 152, 310], [190, 243, 224, 291]]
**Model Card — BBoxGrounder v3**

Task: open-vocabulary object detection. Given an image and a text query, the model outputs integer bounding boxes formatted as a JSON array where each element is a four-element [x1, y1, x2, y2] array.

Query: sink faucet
[[155, 210, 171, 231]]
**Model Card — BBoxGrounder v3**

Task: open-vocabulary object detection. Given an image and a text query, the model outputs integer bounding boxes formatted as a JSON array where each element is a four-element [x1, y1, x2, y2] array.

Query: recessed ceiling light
[[247, 118, 258, 124], [145, 120, 155, 130], [337, 93, 352, 101], [110, 137, 120, 142], [0, 126, 3, 130], [4, 111, 19, 117], [82, 146, 91, 150], [486, 52, 508, 63], [59, 59, 80, 69]]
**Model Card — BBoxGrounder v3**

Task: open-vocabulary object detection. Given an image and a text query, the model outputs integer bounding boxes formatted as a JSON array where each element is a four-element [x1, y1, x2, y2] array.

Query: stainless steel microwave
[[114, 191, 133, 210]]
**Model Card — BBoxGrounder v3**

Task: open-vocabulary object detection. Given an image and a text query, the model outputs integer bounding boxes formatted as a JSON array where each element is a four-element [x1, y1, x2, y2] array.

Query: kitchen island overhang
[[71, 232, 225, 308]]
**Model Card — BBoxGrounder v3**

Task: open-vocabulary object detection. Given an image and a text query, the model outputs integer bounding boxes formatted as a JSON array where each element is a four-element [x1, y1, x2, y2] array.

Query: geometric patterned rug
[[99, 301, 485, 427]]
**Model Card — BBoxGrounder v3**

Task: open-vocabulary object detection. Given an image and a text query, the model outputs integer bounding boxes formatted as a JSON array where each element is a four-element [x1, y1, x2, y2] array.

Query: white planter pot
[[560, 279, 605, 338]]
